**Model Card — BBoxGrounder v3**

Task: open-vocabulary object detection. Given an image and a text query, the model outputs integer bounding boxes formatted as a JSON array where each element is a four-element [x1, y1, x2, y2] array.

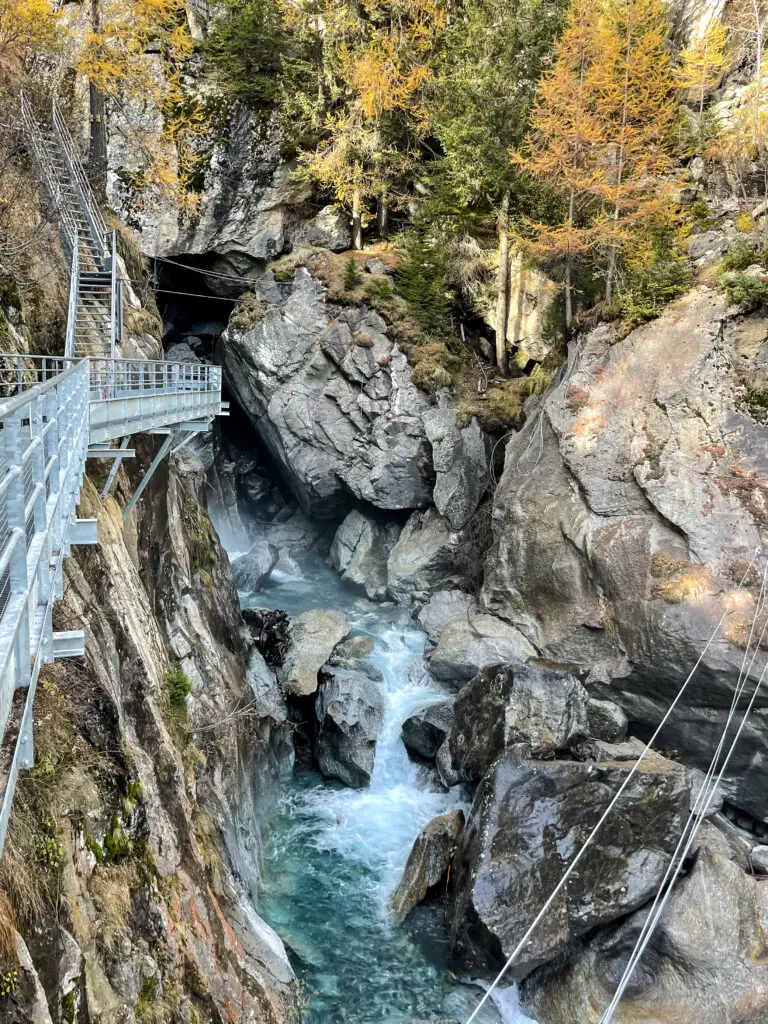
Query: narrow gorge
[[2, 0, 768, 1021]]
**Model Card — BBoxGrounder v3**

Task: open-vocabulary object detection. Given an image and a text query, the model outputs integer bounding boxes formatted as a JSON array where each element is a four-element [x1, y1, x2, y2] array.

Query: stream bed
[[239, 553, 536, 1024]]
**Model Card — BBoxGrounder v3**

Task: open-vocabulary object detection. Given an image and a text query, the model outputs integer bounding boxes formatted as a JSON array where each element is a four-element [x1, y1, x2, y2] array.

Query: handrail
[[20, 90, 79, 253], [110, 231, 118, 357], [52, 100, 109, 260]]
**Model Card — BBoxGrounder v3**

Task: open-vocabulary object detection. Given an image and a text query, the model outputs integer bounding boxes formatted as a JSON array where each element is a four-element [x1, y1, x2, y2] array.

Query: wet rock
[[277, 609, 351, 697], [427, 615, 537, 687], [402, 701, 454, 761], [232, 540, 279, 591], [424, 409, 489, 530], [387, 510, 464, 603], [392, 809, 465, 922], [687, 766, 725, 817], [451, 748, 690, 979], [521, 842, 768, 1024], [331, 510, 401, 600], [436, 740, 459, 788], [330, 634, 374, 663], [314, 667, 385, 787], [218, 269, 434, 518], [586, 698, 628, 742], [292, 205, 351, 252], [417, 590, 478, 645], [481, 286, 768, 820], [449, 664, 590, 782]]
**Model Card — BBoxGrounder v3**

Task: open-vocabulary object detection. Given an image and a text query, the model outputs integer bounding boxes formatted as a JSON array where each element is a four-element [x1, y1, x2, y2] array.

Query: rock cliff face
[[217, 267, 437, 518], [482, 286, 768, 820], [3, 447, 297, 1023]]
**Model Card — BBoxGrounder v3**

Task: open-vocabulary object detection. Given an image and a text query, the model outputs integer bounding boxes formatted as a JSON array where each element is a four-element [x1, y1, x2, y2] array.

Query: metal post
[[122, 434, 174, 520]]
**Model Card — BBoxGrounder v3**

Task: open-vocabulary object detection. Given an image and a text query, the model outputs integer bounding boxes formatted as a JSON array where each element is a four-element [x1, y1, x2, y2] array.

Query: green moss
[[229, 293, 267, 332], [181, 499, 216, 577], [363, 279, 394, 301], [104, 813, 132, 863], [61, 987, 77, 1024], [411, 360, 453, 394], [85, 833, 105, 863]]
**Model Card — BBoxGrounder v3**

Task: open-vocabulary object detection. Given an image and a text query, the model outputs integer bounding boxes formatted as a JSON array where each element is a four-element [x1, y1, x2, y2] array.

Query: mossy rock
[[412, 360, 453, 394], [230, 293, 268, 332]]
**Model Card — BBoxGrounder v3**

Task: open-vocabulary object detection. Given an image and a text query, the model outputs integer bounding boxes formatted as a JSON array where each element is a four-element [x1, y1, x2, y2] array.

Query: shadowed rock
[[392, 809, 465, 922], [448, 664, 590, 783], [521, 827, 768, 1023], [402, 701, 454, 761], [331, 510, 400, 600], [232, 541, 279, 592], [451, 748, 690, 979], [314, 666, 385, 787]]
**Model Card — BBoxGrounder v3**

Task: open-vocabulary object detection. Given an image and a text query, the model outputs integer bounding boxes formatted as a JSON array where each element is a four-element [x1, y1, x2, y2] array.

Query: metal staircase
[[0, 96, 227, 855], [21, 92, 123, 359]]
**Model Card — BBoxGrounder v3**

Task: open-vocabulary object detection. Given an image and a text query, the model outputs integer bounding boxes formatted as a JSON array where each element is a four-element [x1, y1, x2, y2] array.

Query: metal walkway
[[0, 100, 226, 854]]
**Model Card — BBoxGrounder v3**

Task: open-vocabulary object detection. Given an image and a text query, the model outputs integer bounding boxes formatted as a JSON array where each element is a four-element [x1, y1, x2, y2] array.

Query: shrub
[[343, 257, 362, 291], [164, 666, 192, 710], [618, 251, 692, 330], [719, 272, 768, 308], [394, 230, 453, 337], [720, 240, 758, 273], [736, 211, 754, 233]]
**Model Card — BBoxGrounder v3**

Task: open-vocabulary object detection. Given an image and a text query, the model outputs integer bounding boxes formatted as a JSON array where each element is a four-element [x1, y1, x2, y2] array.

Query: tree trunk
[[351, 189, 363, 250], [565, 187, 575, 330], [89, 0, 108, 200], [495, 190, 510, 375], [377, 191, 389, 239]]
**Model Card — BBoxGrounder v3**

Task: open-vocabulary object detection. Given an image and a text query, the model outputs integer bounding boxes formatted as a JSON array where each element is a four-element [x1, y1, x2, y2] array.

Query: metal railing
[[52, 100, 109, 262], [0, 354, 221, 400], [0, 359, 91, 851], [65, 244, 79, 359], [20, 91, 80, 253]]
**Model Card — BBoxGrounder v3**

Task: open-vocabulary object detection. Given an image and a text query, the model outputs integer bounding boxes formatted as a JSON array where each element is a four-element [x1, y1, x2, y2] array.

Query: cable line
[[462, 549, 760, 1024], [151, 254, 262, 286], [599, 559, 768, 1022]]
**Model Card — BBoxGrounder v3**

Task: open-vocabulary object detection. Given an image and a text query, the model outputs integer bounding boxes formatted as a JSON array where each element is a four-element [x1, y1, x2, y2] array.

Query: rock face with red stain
[[482, 287, 768, 820]]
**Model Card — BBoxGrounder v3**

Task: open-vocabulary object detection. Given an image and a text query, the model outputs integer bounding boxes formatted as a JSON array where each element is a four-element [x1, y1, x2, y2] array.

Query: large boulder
[[427, 616, 537, 687], [313, 666, 385, 787], [401, 701, 454, 761], [481, 287, 768, 820], [451, 748, 690, 979], [386, 509, 465, 603], [423, 409, 489, 530], [291, 205, 351, 252], [448, 664, 590, 783], [277, 609, 350, 697], [330, 510, 401, 600], [417, 590, 479, 645], [391, 809, 465, 922], [521, 834, 768, 1023], [217, 269, 435, 518], [232, 541, 279, 591]]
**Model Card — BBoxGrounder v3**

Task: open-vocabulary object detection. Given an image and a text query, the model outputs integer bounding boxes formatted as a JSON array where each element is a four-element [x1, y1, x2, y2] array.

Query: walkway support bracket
[[123, 433, 175, 521]]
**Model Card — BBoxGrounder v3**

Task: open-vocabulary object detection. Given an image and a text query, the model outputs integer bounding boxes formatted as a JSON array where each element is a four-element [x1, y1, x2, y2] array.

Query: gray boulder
[[449, 664, 590, 783], [232, 541, 279, 591], [331, 510, 400, 600], [292, 205, 351, 252], [423, 409, 489, 530], [417, 590, 478, 645], [522, 841, 768, 1023], [314, 667, 385, 787], [392, 809, 465, 922], [451, 747, 690, 979], [386, 510, 464, 603], [277, 609, 351, 697], [401, 701, 454, 761], [365, 256, 392, 276], [427, 616, 537, 687], [217, 269, 434, 518], [586, 698, 628, 742]]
